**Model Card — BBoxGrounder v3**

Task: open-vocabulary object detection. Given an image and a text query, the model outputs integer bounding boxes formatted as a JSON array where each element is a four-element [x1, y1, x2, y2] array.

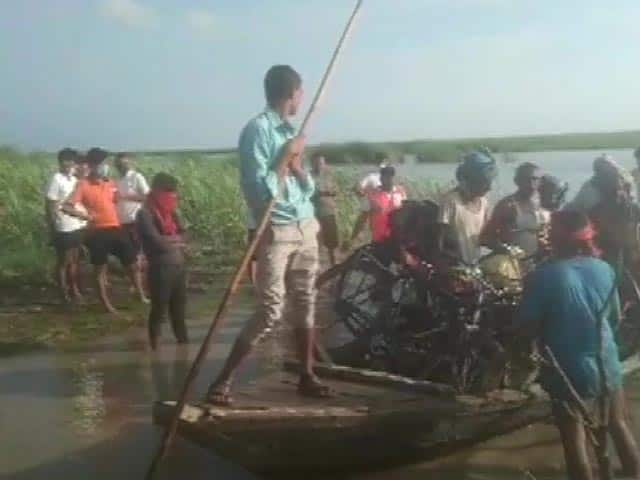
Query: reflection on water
[[71, 360, 106, 436], [0, 304, 607, 480]]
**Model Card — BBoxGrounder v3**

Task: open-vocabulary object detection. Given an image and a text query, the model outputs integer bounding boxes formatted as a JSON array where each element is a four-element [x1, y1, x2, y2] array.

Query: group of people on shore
[[45, 62, 640, 480], [45, 148, 188, 349]]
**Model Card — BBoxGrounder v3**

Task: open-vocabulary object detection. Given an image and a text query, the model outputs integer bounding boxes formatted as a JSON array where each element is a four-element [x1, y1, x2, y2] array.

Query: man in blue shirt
[[207, 65, 330, 404], [516, 210, 639, 480]]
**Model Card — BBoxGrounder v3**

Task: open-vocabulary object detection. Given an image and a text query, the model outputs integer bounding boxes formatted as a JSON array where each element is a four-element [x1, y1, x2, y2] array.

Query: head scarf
[[456, 151, 498, 184], [149, 191, 179, 235], [550, 210, 600, 257]]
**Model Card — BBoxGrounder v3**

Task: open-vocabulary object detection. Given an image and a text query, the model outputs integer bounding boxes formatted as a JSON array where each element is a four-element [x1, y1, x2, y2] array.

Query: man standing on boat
[[206, 65, 330, 405], [481, 162, 550, 261], [437, 152, 496, 265]]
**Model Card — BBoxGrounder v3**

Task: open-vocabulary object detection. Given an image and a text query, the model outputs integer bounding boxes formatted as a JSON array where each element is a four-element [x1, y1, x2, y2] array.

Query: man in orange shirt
[[64, 148, 148, 314]]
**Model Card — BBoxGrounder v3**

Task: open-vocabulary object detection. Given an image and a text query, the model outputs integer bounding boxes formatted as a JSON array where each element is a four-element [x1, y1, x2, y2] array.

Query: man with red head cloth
[[515, 210, 640, 480]]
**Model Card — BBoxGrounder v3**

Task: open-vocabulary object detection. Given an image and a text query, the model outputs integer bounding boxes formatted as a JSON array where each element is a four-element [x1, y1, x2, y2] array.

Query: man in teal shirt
[[515, 210, 640, 480], [207, 65, 330, 404]]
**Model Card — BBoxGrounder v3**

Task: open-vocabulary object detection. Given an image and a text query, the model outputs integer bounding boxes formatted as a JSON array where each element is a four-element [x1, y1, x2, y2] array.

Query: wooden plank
[[283, 360, 457, 397]]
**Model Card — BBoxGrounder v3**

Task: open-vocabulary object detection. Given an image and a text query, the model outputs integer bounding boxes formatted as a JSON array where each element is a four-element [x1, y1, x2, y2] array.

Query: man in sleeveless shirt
[[481, 162, 550, 259]]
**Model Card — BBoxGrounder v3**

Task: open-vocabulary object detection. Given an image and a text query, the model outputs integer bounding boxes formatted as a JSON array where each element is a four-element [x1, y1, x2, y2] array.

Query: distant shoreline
[[136, 129, 640, 164]]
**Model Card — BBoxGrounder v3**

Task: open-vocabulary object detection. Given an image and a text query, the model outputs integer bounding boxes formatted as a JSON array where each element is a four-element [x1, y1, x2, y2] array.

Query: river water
[[345, 148, 638, 203], [2, 148, 640, 480]]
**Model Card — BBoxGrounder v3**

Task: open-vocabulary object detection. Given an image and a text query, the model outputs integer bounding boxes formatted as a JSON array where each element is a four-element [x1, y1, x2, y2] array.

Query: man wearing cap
[[437, 151, 496, 265], [64, 148, 148, 314]]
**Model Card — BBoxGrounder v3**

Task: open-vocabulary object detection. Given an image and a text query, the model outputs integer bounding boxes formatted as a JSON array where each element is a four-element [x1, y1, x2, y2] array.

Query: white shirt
[[358, 172, 381, 193], [116, 170, 150, 224], [45, 172, 87, 232], [438, 189, 490, 265]]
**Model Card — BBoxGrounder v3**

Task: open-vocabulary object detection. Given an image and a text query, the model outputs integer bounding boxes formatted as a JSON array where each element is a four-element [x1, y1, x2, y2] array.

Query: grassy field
[[0, 147, 393, 286], [3, 128, 638, 285]]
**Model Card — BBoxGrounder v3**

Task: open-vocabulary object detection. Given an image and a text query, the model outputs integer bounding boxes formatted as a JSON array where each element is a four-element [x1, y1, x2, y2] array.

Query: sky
[[1, 0, 639, 151]]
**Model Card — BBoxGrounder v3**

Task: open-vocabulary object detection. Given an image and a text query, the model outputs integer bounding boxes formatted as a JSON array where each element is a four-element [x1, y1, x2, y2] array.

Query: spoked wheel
[[327, 244, 416, 368]]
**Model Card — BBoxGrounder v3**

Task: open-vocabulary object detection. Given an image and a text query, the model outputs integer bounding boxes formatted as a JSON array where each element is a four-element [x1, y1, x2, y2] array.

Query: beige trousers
[[239, 218, 319, 345]]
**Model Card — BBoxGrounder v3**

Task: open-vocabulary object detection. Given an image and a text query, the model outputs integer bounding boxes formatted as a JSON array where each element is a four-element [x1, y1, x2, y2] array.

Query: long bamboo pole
[[144, 2, 364, 478]]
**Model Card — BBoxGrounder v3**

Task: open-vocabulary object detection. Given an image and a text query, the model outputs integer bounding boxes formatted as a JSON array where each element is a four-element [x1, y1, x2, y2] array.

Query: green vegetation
[[5, 127, 634, 284], [312, 130, 640, 164], [0, 147, 248, 285]]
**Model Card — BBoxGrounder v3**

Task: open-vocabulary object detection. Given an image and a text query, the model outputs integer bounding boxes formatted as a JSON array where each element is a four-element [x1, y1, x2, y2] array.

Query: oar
[[143, 1, 364, 478]]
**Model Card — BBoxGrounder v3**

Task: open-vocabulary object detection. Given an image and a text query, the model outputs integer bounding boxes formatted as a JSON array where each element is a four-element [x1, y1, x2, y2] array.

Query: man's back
[[520, 256, 622, 398]]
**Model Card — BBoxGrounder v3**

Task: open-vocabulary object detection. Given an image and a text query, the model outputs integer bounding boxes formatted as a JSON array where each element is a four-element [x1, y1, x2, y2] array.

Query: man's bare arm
[[61, 203, 92, 221]]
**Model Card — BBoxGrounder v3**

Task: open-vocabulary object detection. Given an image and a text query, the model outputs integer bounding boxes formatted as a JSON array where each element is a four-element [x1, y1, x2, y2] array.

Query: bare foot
[[72, 292, 86, 305], [105, 304, 120, 315]]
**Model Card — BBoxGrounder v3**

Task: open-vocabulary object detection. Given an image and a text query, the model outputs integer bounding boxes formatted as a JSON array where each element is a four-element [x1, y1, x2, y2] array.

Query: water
[[2, 148, 640, 479], [342, 148, 638, 203]]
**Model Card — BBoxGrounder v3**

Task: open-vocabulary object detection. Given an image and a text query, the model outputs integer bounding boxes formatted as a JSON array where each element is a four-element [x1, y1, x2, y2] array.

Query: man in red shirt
[[348, 166, 407, 245], [64, 148, 148, 314]]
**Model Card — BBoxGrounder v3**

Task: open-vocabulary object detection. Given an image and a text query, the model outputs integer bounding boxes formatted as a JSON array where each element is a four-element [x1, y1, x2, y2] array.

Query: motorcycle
[[327, 240, 525, 393]]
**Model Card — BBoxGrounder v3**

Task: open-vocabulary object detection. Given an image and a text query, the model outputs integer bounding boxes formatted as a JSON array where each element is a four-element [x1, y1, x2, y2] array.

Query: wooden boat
[[153, 356, 640, 475]]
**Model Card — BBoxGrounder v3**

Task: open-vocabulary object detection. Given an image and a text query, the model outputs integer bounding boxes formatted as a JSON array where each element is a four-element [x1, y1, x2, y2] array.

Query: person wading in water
[[136, 173, 188, 350], [206, 65, 330, 405], [516, 210, 640, 480]]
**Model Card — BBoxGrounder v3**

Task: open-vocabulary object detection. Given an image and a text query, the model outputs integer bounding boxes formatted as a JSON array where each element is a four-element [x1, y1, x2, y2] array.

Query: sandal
[[205, 383, 234, 407], [298, 374, 333, 399]]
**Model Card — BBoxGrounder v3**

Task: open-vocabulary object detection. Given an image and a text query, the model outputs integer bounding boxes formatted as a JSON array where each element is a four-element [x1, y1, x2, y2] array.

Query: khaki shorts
[[239, 218, 319, 345]]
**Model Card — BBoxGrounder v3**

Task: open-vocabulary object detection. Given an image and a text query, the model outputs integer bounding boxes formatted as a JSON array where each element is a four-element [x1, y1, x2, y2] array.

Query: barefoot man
[[206, 65, 330, 405], [45, 148, 86, 303], [64, 148, 148, 313]]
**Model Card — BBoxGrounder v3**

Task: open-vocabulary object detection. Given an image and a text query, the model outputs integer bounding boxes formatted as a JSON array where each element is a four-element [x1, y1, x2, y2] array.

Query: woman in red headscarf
[[515, 210, 640, 480], [136, 172, 188, 350]]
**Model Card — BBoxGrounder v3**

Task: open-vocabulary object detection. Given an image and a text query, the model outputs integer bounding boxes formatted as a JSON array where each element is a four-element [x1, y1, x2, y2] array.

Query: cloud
[[100, 0, 156, 28], [185, 9, 216, 35]]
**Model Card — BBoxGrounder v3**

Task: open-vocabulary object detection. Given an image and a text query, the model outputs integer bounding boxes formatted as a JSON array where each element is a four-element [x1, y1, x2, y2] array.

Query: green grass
[[1, 147, 440, 285], [0, 148, 251, 285]]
